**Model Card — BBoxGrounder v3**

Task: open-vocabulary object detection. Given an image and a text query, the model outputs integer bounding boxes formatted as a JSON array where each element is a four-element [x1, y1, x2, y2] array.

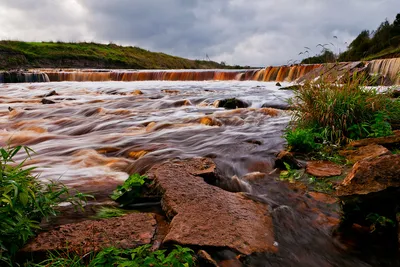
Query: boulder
[[339, 144, 391, 164], [21, 213, 157, 254], [306, 161, 342, 177], [217, 98, 249, 109], [337, 154, 400, 196], [275, 82, 282, 86], [148, 158, 276, 255]]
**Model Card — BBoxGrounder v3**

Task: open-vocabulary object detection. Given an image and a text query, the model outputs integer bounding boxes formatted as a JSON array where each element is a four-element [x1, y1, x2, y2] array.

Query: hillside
[[301, 13, 400, 64], [0, 41, 230, 70]]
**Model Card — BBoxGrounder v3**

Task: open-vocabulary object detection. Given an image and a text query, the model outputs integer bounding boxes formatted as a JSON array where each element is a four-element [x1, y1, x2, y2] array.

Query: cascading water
[[42, 65, 322, 82], [368, 58, 400, 84]]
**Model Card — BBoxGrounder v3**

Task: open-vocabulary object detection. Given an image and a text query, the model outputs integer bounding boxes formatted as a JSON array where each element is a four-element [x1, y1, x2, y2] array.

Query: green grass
[[94, 207, 126, 219], [0, 40, 231, 70], [0, 145, 91, 265], [287, 74, 400, 146], [28, 245, 195, 267], [362, 46, 400, 61]]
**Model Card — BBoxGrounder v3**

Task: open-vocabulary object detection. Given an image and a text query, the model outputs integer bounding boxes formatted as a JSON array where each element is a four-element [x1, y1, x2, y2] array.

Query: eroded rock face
[[22, 213, 157, 254], [306, 161, 342, 177], [337, 154, 400, 196], [148, 158, 276, 255], [339, 144, 391, 164]]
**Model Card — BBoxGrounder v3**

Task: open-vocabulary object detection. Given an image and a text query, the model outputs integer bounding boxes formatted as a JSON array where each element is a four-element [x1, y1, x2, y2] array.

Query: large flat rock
[[22, 213, 157, 253], [337, 154, 400, 196], [339, 144, 391, 164], [148, 158, 276, 255]]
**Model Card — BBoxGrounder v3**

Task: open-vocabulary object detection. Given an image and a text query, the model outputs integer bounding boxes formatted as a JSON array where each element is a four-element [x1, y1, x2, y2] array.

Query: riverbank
[[0, 41, 232, 70]]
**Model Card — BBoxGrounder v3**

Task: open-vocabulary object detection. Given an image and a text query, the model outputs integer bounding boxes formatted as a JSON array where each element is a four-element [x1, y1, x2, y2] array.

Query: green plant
[[366, 213, 395, 233], [369, 111, 393, 137], [284, 128, 321, 152], [0, 145, 91, 265], [290, 75, 400, 144], [111, 173, 150, 204], [28, 250, 85, 267], [31, 245, 195, 267], [95, 207, 126, 219], [280, 162, 302, 183]]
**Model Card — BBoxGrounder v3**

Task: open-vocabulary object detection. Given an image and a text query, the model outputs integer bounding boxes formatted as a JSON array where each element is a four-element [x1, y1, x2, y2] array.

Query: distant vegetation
[[301, 13, 400, 63], [0, 41, 232, 70]]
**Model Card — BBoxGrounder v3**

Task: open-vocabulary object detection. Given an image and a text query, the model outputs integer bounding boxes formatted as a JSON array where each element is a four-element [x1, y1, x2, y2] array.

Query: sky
[[0, 0, 399, 66]]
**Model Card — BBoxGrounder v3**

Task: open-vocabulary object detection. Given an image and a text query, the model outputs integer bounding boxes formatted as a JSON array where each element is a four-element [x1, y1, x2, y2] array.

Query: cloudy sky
[[0, 0, 399, 66]]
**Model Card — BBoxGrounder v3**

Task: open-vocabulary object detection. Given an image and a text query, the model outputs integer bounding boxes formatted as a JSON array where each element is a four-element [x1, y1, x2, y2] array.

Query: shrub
[[284, 128, 321, 152], [0, 145, 90, 265], [289, 74, 400, 144]]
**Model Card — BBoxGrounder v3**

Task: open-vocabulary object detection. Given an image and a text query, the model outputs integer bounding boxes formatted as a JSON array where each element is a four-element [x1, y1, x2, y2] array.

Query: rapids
[[0, 81, 291, 190]]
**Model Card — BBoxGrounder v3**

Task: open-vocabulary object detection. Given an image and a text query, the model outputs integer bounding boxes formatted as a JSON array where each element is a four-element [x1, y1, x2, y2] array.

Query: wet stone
[[148, 158, 276, 255], [337, 154, 400, 196], [306, 161, 342, 177], [21, 213, 157, 254], [339, 144, 391, 164]]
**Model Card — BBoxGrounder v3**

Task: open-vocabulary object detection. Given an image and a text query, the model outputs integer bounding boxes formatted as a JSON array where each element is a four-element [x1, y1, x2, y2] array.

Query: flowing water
[[0, 80, 291, 190], [1, 79, 398, 266]]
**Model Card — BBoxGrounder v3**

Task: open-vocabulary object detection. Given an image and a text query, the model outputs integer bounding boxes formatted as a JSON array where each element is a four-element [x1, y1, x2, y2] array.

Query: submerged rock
[[21, 213, 157, 254], [279, 85, 300, 90], [41, 98, 56, 104], [148, 158, 276, 255], [261, 102, 291, 110]]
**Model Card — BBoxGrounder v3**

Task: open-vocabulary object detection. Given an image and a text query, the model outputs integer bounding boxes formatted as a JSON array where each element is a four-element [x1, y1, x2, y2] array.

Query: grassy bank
[[0, 41, 232, 70]]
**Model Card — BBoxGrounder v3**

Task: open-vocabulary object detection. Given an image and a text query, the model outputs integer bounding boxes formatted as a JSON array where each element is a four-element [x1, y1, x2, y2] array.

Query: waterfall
[[41, 66, 321, 83], [2, 58, 399, 84], [367, 58, 400, 85]]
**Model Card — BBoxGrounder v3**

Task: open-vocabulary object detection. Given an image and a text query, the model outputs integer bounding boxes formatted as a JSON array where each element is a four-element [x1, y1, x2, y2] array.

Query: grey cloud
[[0, 0, 399, 66]]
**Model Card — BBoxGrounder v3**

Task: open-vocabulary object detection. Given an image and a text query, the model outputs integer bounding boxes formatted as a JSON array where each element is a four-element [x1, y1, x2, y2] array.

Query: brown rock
[[349, 130, 400, 147], [339, 144, 391, 164], [308, 192, 337, 204], [275, 150, 303, 170], [149, 158, 276, 255], [197, 250, 218, 267], [337, 154, 400, 196], [306, 161, 342, 177], [22, 213, 157, 254]]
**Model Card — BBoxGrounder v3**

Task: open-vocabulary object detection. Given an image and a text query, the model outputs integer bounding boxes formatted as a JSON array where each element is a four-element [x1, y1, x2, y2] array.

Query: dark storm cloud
[[0, 0, 399, 66]]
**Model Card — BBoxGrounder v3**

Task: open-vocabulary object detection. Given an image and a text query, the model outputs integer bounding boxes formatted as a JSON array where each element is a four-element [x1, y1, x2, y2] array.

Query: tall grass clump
[[0, 145, 91, 265], [287, 74, 400, 148]]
